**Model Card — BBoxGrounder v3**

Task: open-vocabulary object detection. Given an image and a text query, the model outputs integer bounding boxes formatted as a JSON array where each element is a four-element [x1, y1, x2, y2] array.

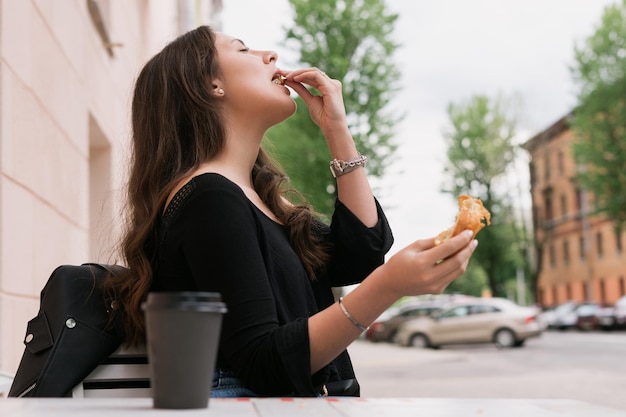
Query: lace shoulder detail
[[161, 180, 196, 231]]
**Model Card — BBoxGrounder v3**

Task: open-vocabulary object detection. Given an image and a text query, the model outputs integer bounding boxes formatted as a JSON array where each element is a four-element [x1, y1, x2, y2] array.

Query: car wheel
[[494, 328, 516, 348], [409, 333, 430, 349]]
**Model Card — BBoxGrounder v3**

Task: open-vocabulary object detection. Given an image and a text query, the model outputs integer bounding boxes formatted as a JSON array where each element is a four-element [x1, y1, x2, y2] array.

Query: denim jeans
[[210, 369, 257, 397]]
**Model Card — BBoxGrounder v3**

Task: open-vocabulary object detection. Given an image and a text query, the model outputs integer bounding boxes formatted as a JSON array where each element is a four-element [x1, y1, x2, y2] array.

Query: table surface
[[1, 397, 625, 417]]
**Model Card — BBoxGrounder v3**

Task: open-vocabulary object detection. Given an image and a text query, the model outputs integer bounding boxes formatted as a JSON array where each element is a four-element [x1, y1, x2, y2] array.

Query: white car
[[614, 296, 626, 328], [601, 295, 626, 330], [395, 298, 543, 349]]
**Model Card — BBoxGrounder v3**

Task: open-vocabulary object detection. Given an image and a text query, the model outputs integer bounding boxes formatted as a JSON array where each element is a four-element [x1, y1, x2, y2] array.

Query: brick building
[[522, 113, 626, 307]]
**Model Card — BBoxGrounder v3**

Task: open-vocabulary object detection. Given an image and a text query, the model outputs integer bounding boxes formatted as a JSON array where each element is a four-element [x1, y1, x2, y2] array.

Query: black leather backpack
[[8, 263, 125, 397]]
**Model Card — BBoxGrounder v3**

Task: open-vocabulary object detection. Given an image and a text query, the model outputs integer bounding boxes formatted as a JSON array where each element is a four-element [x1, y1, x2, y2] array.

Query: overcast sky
[[221, 0, 617, 255]]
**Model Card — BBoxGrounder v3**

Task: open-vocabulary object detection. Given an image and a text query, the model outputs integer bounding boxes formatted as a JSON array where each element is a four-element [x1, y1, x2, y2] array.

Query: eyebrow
[[232, 38, 247, 47]]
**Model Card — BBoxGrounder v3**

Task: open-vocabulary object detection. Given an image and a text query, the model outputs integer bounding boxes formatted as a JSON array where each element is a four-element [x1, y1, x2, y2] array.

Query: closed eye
[[232, 38, 249, 53]]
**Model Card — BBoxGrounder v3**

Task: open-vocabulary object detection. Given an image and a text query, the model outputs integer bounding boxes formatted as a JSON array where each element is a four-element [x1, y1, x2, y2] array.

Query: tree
[[441, 94, 529, 298], [266, 0, 402, 219], [570, 0, 626, 235], [445, 266, 487, 297]]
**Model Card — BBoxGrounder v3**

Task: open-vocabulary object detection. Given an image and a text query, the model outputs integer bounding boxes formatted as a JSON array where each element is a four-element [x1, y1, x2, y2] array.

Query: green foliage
[[445, 262, 487, 297], [570, 0, 626, 233], [266, 0, 402, 219], [442, 94, 530, 298], [470, 220, 530, 298], [442, 95, 516, 200]]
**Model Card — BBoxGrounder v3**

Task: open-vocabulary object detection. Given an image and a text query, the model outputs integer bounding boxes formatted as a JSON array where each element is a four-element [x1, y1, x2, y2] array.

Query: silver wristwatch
[[329, 154, 368, 178]]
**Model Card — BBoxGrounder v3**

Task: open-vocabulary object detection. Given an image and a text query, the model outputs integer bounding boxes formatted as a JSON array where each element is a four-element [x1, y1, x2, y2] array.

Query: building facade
[[523, 114, 626, 308], [0, 0, 222, 380]]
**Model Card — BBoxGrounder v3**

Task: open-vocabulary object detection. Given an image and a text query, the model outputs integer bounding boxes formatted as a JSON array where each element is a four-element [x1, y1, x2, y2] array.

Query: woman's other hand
[[381, 230, 478, 298]]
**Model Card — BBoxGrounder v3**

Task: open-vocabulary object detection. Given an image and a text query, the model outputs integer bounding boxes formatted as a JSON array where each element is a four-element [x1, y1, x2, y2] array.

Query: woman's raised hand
[[283, 68, 348, 135]]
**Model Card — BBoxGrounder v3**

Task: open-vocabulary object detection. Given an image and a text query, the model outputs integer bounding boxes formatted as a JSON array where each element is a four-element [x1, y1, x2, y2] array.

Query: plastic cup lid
[[142, 291, 227, 313]]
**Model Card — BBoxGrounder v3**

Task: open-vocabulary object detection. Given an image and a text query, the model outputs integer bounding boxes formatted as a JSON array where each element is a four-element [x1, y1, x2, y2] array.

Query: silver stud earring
[[218, 88, 224, 95]]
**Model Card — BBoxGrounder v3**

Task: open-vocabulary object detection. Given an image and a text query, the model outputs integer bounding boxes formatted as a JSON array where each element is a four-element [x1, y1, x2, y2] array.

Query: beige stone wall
[[0, 0, 220, 381]]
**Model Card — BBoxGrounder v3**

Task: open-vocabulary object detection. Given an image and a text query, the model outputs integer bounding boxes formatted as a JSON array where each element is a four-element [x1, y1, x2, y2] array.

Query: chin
[[271, 99, 297, 125]]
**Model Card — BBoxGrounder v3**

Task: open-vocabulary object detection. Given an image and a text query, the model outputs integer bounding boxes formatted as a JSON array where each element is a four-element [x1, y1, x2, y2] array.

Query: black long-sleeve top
[[151, 173, 393, 396]]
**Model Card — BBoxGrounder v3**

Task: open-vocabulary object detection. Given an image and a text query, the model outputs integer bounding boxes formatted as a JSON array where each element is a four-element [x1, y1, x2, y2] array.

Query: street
[[348, 331, 626, 411]]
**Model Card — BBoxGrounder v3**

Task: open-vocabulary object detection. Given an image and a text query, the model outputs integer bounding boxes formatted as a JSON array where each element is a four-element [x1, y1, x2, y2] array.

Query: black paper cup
[[142, 292, 227, 409]]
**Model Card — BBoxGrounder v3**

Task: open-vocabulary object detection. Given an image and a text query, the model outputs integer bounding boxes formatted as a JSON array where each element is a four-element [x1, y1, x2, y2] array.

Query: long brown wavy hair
[[103, 26, 329, 346]]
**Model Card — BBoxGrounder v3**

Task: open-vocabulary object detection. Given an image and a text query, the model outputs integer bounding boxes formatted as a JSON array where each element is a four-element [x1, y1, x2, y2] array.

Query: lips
[[272, 74, 286, 86]]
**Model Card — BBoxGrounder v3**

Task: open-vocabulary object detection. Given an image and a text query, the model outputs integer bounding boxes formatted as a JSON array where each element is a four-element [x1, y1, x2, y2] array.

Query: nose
[[264, 50, 278, 64]]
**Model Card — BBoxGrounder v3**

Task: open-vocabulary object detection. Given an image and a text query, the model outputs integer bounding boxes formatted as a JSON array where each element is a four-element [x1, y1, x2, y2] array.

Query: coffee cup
[[142, 291, 227, 409]]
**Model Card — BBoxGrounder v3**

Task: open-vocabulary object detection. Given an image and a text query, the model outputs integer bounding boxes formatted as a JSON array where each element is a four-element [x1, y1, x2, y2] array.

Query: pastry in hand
[[435, 195, 491, 245]]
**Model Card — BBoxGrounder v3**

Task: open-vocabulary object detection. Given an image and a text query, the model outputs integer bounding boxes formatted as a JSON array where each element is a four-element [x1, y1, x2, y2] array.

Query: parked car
[[539, 301, 577, 330], [366, 294, 475, 343], [552, 301, 602, 330], [596, 304, 617, 331], [574, 302, 601, 331], [537, 305, 562, 330], [597, 295, 626, 330], [366, 301, 445, 343], [394, 298, 542, 349], [614, 295, 626, 329]]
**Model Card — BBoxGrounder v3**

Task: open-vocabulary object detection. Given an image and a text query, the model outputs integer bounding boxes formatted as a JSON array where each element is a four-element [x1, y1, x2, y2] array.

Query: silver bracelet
[[338, 297, 368, 332], [329, 154, 368, 178]]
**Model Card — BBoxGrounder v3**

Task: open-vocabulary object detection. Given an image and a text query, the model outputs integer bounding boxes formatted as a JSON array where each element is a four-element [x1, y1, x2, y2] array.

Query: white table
[[1, 397, 625, 416]]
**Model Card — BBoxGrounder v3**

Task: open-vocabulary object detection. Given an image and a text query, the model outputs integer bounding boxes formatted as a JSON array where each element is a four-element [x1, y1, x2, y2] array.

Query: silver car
[[395, 298, 543, 349]]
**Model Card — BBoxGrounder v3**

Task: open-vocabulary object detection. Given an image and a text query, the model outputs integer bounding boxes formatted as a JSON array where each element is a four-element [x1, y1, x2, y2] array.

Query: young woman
[[105, 26, 477, 397]]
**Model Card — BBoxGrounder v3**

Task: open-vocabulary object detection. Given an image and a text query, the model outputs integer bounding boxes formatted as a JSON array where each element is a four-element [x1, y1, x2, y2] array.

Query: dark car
[[575, 303, 601, 331], [596, 304, 616, 330], [551, 301, 600, 330]]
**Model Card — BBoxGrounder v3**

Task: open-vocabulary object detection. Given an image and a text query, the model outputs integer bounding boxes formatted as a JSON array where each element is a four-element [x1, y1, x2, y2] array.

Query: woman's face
[[214, 32, 296, 126]]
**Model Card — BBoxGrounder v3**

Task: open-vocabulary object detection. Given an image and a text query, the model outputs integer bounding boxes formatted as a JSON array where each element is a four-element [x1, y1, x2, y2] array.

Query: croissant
[[435, 195, 491, 245]]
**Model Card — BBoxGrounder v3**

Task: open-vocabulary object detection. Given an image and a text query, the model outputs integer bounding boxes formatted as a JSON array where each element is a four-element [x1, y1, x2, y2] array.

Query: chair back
[[72, 345, 151, 398]]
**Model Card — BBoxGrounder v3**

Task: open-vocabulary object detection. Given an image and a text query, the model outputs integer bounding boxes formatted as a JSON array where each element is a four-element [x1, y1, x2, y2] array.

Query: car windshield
[[576, 305, 597, 314], [555, 302, 576, 313]]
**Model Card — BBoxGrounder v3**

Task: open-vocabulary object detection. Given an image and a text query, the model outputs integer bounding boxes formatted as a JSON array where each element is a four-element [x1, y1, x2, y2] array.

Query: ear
[[212, 82, 225, 97]]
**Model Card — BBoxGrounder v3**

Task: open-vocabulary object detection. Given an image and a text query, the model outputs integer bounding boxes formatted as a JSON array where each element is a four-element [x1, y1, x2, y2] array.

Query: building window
[[552, 286, 558, 305], [596, 232, 603, 258], [560, 194, 567, 217], [575, 188, 582, 212], [544, 154, 551, 181], [583, 282, 590, 301], [620, 276, 625, 296], [579, 235, 586, 260], [549, 244, 556, 268], [558, 151, 564, 176], [563, 240, 570, 265], [545, 195, 553, 221], [566, 283, 572, 300], [617, 232, 623, 254], [599, 279, 606, 305]]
